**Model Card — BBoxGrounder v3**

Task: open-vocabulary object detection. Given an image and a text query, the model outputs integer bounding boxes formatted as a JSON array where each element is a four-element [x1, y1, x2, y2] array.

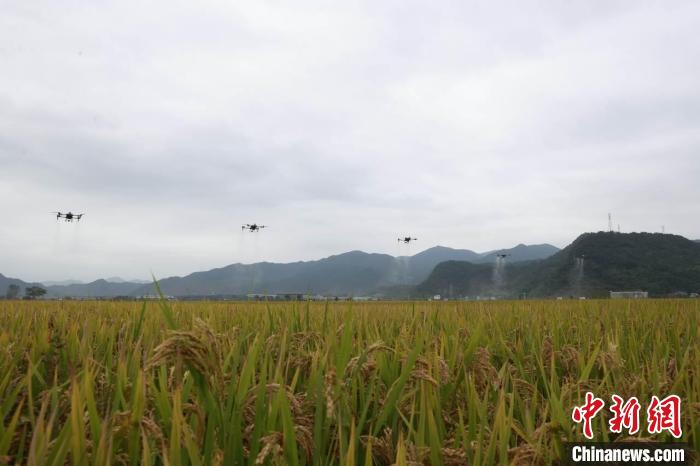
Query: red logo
[[572, 393, 682, 439], [647, 395, 682, 438], [572, 392, 605, 439], [608, 395, 641, 435]]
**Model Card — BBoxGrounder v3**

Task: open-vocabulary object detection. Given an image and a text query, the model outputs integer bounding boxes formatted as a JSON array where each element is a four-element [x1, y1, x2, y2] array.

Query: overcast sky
[[2, 1, 699, 282]]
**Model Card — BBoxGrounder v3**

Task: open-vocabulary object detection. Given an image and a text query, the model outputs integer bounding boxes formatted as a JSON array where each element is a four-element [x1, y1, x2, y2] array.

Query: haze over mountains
[[40, 279, 85, 287], [4, 234, 699, 299], [2, 243, 558, 298], [40, 277, 150, 287], [69, 243, 560, 297]]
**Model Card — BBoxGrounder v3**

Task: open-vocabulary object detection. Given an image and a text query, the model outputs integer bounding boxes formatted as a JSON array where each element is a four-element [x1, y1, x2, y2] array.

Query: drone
[[496, 253, 510, 259], [398, 237, 417, 244], [52, 211, 84, 222], [242, 223, 266, 232]]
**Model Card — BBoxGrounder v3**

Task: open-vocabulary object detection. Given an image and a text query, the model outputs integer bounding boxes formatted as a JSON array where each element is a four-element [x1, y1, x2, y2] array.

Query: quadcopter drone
[[496, 253, 510, 259], [52, 211, 84, 222], [242, 223, 266, 232], [398, 237, 417, 244]]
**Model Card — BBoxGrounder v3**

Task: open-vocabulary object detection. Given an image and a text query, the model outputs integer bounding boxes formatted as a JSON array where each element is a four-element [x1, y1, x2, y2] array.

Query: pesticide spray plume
[[573, 254, 585, 297], [492, 253, 509, 292]]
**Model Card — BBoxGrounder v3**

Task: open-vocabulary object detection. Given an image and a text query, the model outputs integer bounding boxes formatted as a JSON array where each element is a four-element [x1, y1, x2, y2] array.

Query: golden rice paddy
[[0, 299, 697, 465]]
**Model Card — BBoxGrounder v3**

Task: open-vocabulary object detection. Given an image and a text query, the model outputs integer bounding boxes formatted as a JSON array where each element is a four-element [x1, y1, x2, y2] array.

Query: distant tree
[[24, 286, 47, 300], [5, 284, 20, 299]]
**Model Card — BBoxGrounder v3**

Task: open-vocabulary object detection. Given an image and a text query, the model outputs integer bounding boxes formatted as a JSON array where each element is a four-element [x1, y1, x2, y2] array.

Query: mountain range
[[39, 277, 150, 287], [5, 233, 698, 299], [134, 243, 559, 297], [2, 243, 559, 298]]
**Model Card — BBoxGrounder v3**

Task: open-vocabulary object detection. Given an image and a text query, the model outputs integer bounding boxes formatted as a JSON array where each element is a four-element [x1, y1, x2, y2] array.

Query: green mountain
[[129, 243, 557, 297], [416, 232, 700, 298], [0, 274, 44, 298]]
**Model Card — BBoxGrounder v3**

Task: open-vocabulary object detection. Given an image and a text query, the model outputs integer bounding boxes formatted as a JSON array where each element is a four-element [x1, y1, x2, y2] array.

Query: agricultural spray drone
[[398, 237, 417, 244], [52, 212, 84, 222], [242, 223, 266, 232], [496, 253, 510, 259]]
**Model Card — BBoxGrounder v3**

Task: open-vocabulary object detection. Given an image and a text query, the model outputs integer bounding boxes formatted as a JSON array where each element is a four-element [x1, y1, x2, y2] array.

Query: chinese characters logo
[[572, 392, 681, 439]]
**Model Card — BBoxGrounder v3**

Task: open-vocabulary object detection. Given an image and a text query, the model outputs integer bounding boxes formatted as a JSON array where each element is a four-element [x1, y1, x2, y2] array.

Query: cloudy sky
[[2, 1, 699, 282]]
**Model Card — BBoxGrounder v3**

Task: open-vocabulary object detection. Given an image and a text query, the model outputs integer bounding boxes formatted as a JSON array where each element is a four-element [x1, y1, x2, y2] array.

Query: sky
[[1, 1, 699, 282]]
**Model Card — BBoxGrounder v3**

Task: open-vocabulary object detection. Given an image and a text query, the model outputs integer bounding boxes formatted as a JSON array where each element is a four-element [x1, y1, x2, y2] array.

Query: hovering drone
[[242, 223, 266, 232], [52, 211, 84, 222], [496, 253, 510, 259], [398, 237, 417, 244]]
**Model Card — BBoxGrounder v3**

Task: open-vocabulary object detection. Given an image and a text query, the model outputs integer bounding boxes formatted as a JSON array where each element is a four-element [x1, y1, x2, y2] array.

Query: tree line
[[4, 284, 47, 300]]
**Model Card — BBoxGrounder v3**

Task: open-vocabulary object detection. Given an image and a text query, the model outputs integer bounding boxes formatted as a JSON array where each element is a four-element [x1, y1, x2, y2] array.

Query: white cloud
[[1, 0, 699, 281]]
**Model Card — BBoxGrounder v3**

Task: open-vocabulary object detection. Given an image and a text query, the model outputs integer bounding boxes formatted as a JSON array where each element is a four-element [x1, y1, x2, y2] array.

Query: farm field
[[0, 299, 698, 465]]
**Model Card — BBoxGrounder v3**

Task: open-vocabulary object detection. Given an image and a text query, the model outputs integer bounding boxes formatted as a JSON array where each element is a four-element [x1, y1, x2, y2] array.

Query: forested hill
[[416, 232, 700, 298]]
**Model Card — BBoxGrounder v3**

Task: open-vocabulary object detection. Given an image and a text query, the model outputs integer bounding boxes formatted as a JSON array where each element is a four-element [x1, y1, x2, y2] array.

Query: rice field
[[0, 299, 698, 465]]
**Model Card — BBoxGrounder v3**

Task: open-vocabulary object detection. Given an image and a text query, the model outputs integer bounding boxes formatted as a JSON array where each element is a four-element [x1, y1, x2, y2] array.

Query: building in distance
[[610, 290, 648, 299]]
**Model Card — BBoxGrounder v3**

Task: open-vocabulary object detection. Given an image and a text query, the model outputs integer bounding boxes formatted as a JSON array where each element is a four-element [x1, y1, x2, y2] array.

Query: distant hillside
[[131, 243, 557, 297], [41, 279, 84, 287], [104, 277, 150, 284], [414, 261, 493, 297], [478, 243, 560, 263], [414, 259, 541, 298], [416, 232, 700, 298], [132, 251, 398, 297], [0, 274, 42, 297], [46, 279, 145, 298], [525, 232, 700, 297], [4, 243, 558, 298], [401, 246, 481, 283]]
